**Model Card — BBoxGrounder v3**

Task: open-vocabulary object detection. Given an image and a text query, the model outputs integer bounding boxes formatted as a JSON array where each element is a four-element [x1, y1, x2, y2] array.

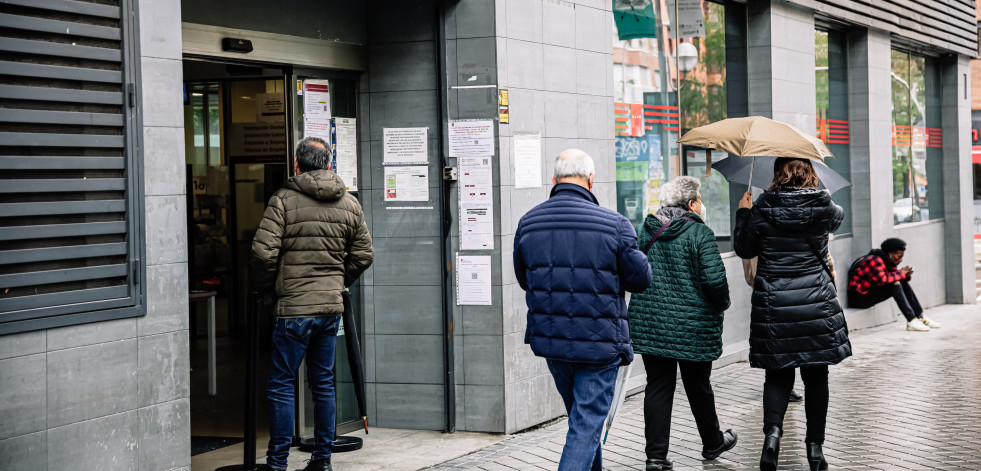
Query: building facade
[[0, 0, 976, 469]]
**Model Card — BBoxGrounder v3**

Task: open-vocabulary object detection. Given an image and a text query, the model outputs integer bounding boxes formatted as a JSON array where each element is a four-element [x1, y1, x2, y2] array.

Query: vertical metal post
[[215, 290, 258, 471], [435, 0, 456, 433]]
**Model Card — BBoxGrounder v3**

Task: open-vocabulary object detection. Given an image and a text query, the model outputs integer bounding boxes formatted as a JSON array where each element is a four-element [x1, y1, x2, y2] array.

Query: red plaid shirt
[[847, 255, 906, 295]]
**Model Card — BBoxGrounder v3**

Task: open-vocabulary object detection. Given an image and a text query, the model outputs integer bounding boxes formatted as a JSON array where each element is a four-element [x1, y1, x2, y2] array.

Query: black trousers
[[642, 354, 724, 460], [849, 280, 923, 322], [763, 365, 829, 444]]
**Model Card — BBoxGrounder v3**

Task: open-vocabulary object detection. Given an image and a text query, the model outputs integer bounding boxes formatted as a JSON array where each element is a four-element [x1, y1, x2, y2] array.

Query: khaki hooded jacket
[[251, 169, 373, 318]]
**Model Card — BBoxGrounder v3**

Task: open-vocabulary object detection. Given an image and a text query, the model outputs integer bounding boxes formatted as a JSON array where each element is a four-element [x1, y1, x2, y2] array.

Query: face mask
[[699, 203, 707, 221]]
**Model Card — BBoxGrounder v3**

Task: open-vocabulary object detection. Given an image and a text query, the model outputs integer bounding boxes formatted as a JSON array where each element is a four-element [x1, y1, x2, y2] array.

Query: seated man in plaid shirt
[[847, 238, 942, 332]]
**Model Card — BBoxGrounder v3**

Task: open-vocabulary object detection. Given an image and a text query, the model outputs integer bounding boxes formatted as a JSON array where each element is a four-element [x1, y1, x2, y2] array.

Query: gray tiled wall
[[0, 0, 191, 469]]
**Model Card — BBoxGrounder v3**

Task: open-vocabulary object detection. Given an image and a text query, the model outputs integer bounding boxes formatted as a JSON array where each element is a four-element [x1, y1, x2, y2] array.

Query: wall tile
[[577, 95, 613, 139], [0, 354, 46, 440], [371, 237, 442, 286], [465, 384, 505, 432], [372, 285, 444, 335], [374, 334, 444, 384], [46, 318, 136, 352], [505, 373, 562, 432], [454, 0, 496, 39], [576, 50, 610, 97], [139, 57, 184, 128], [0, 431, 45, 471], [367, 90, 439, 142], [544, 92, 579, 138], [463, 335, 504, 385], [502, 283, 527, 335], [139, 262, 189, 337], [543, 45, 577, 94], [367, 1, 434, 43], [456, 37, 498, 87], [506, 39, 545, 90], [47, 411, 138, 470], [143, 126, 186, 197], [366, 188, 441, 238], [137, 0, 182, 60], [504, 331, 548, 383], [374, 383, 444, 430], [456, 84, 500, 120], [505, 0, 543, 42], [575, 3, 608, 53], [543, 0, 577, 48], [138, 399, 190, 471], [145, 195, 188, 266], [0, 330, 45, 360], [461, 286, 504, 336], [368, 42, 437, 93], [506, 88, 546, 135], [138, 331, 190, 407], [47, 340, 138, 428]]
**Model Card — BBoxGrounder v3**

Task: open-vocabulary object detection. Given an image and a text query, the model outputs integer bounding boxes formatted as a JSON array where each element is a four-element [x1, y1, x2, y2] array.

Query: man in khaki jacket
[[251, 137, 373, 471]]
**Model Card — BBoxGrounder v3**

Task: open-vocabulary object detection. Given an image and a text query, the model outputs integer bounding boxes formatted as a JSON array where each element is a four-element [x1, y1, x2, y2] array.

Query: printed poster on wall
[[667, 0, 706, 38], [303, 80, 332, 141], [255, 93, 285, 123], [456, 254, 492, 305], [383, 127, 428, 164], [513, 134, 542, 189], [333, 117, 358, 191], [384, 166, 429, 202], [448, 120, 495, 157], [459, 156, 494, 250]]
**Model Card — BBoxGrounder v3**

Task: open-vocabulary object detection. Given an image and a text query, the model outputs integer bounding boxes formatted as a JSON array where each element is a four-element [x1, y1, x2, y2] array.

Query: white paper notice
[[303, 80, 332, 120], [384, 166, 429, 202], [456, 255, 492, 305], [255, 93, 285, 123], [513, 134, 542, 188], [383, 127, 428, 164], [459, 157, 494, 250], [334, 117, 358, 191], [667, 0, 706, 38], [448, 120, 495, 157]]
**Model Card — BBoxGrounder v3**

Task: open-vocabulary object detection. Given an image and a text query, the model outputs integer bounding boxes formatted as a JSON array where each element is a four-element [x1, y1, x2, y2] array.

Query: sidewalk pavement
[[425, 304, 981, 471]]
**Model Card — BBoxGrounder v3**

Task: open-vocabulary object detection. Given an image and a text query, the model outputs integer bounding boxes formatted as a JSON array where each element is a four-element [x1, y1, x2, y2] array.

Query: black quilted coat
[[733, 187, 851, 370]]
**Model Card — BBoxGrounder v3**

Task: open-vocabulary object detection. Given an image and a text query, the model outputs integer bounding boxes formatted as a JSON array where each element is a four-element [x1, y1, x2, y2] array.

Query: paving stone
[[426, 304, 981, 470]]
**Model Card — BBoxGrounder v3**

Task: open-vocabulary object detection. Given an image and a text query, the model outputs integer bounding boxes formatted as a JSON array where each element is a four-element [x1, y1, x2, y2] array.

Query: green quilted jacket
[[627, 207, 730, 362]]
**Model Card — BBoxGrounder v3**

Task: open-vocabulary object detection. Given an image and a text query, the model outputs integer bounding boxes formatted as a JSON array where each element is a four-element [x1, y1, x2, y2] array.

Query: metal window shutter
[[0, 0, 143, 330]]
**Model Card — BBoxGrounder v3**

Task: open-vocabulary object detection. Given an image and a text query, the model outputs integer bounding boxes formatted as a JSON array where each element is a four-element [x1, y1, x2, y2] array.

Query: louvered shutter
[[0, 0, 145, 334]]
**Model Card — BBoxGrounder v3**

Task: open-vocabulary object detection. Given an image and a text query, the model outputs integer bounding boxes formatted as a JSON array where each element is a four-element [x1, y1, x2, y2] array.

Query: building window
[[815, 29, 851, 234], [890, 50, 944, 225], [0, 0, 145, 334], [613, 0, 747, 252]]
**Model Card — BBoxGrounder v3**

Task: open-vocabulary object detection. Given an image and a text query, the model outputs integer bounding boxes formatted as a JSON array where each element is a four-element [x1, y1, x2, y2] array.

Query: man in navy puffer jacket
[[514, 148, 652, 471]]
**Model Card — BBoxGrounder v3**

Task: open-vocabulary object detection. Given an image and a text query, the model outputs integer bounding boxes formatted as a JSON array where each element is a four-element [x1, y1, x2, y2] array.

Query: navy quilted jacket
[[627, 208, 730, 362], [513, 183, 652, 365]]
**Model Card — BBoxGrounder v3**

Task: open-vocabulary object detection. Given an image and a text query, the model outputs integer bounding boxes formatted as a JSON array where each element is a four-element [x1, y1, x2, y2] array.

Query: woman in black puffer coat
[[733, 157, 850, 471]]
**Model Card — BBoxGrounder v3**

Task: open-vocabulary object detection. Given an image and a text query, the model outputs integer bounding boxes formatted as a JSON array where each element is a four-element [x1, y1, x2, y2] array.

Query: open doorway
[[182, 58, 364, 468]]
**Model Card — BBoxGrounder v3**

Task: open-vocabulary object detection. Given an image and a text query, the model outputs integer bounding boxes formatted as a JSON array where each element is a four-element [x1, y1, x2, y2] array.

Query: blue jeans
[[547, 358, 621, 471], [266, 316, 340, 470]]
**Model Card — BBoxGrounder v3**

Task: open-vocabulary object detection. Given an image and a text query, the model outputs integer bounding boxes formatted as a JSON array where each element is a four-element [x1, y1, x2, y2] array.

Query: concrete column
[[746, 0, 816, 131], [942, 55, 976, 304]]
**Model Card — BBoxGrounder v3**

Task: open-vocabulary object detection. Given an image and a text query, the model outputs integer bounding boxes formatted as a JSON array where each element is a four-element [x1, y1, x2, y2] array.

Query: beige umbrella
[[677, 116, 833, 161]]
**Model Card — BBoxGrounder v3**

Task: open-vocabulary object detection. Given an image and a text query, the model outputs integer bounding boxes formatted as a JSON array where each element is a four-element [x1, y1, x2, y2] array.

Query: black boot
[[645, 457, 673, 470], [806, 442, 828, 471], [759, 426, 781, 471], [301, 458, 333, 471]]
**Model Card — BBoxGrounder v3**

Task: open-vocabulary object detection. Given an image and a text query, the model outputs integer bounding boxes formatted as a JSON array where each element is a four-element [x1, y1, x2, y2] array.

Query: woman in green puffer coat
[[627, 176, 736, 471]]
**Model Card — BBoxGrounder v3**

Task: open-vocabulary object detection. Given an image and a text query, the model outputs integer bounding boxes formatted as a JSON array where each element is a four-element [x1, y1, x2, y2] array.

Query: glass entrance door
[[286, 69, 365, 438]]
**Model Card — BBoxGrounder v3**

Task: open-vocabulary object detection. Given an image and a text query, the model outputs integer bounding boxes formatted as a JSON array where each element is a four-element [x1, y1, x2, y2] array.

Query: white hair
[[660, 176, 701, 208], [554, 149, 595, 180]]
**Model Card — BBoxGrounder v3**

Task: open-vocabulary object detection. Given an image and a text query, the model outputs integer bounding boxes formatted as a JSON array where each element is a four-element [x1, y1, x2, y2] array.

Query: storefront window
[[891, 50, 944, 224], [613, 0, 746, 252], [815, 29, 852, 234]]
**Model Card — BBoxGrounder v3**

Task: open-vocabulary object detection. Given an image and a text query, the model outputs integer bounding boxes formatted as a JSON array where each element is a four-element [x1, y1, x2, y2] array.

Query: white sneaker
[[920, 317, 942, 328], [906, 318, 930, 331]]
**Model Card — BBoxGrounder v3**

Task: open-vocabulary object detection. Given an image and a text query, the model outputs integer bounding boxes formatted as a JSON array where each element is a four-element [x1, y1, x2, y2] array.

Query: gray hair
[[295, 136, 332, 172], [554, 148, 595, 180], [660, 176, 701, 208]]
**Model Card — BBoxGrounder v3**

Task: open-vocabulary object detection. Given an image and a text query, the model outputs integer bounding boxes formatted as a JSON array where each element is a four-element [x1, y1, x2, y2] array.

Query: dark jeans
[[546, 358, 621, 471], [642, 355, 724, 460], [763, 365, 829, 444], [849, 280, 923, 322], [266, 316, 341, 470]]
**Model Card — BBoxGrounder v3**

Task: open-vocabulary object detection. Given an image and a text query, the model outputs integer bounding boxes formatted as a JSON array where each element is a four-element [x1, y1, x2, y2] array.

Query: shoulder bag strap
[[642, 217, 697, 255], [802, 235, 835, 289]]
